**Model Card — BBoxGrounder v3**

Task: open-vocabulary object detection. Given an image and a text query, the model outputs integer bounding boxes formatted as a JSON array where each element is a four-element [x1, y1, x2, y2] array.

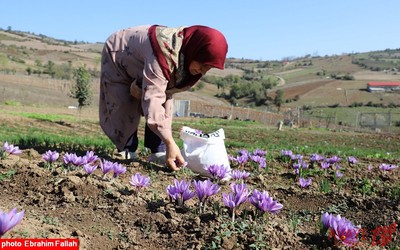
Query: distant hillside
[[0, 28, 399, 111]]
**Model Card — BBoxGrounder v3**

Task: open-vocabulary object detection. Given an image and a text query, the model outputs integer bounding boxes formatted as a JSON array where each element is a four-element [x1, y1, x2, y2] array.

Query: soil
[[1, 141, 399, 250]]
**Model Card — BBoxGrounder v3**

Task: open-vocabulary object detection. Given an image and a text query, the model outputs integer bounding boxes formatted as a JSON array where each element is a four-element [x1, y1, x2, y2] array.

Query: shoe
[[149, 152, 166, 165], [118, 150, 137, 160]]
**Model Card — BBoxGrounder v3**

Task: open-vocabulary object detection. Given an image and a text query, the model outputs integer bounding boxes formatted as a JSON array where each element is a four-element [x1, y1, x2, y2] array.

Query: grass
[[5, 111, 77, 122], [1, 110, 399, 160]]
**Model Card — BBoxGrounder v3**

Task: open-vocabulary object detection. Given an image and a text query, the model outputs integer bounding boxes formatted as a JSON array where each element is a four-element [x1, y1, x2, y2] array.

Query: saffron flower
[[379, 163, 398, 172], [310, 153, 324, 163], [251, 155, 267, 169], [166, 179, 195, 206], [367, 165, 373, 171], [42, 150, 59, 163], [129, 173, 151, 193], [83, 163, 98, 175], [0, 208, 24, 238], [321, 212, 334, 229], [237, 149, 249, 157], [291, 154, 303, 161], [222, 183, 250, 222], [207, 164, 230, 180], [112, 163, 126, 178], [280, 149, 293, 157], [327, 155, 341, 164], [42, 150, 59, 169], [253, 148, 267, 157], [231, 170, 250, 181], [99, 159, 115, 179], [250, 189, 283, 215], [347, 156, 358, 165], [235, 154, 249, 165], [63, 153, 85, 168], [193, 179, 220, 209], [82, 151, 99, 165], [321, 212, 360, 247], [320, 161, 330, 170], [335, 171, 343, 178], [1, 142, 22, 159], [299, 177, 312, 188]]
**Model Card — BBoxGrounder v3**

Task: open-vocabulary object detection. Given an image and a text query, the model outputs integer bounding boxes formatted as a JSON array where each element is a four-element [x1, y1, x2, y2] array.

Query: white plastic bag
[[180, 126, 231, 180]]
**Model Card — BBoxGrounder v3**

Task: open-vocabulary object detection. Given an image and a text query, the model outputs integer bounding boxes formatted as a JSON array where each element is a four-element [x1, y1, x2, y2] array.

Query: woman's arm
[[141, 53, 185, 170]]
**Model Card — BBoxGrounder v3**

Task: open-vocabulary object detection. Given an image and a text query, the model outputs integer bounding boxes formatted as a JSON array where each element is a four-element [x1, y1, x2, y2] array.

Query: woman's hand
[[165, 139, 185, 171]]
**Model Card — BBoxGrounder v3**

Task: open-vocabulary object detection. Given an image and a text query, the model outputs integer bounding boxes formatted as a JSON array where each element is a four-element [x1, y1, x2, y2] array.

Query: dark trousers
[[125, 123, 166, 153]]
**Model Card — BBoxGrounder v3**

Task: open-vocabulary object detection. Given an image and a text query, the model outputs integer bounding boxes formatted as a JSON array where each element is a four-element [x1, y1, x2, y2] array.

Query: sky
[[2, 0, 399, 60]]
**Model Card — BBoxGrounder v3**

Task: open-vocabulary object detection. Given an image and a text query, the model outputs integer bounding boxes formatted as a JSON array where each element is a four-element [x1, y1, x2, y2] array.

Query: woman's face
[[188, 61, 212, 76]]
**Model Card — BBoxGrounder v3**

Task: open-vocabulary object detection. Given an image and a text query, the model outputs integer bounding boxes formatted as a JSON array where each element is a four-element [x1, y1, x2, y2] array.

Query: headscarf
[[148, 25, 228, 89], [181, 25, 228, 70]]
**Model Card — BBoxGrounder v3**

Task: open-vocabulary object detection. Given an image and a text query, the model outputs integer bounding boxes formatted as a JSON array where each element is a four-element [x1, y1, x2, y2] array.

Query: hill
[[1, 29, 400, 111]]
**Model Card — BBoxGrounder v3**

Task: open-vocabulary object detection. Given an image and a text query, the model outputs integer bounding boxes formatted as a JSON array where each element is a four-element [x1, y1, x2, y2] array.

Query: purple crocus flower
[[321, 212, 334, 229], [258, 158, 267, 169], [336, 171, 343, 178], [299, 177, 312, 188], [166, 179, 195, 206], [129, 173, 151, 193], [331, 219, 360, 246], [83, 163, 98, 175], [42, 150, 59, 163], [3, 142, 22, 155], [347, 156, 357, 165], [235, 154, 249, 165], [327, 155, 341, 164], [253, 148, 267, 157], [280, 149, 293, 157], [320, 161, 330, 170], [250, 155, 262, 163], [63, 153, 85, 167], [0, 208, 24, 237], [249, 189, 283, 215], [112, 163, 126, 178], [231, 170, 250, 181], [207, 164, 231, 180], [321, 212, 360, 247], [222, 183, 249, 209], [222, 183, 250, 222], [99, 159, 115, 178], [310, 153, 324, 163], [251, 155, 267, 169], [367, 165, 373, 171], [291, 154, 303, 161], [193, 179, 220, 204], [83, 151, 99, 165], [379, 163, 398, 172], [237, 149, 249, 156], [1, 142, 22, 158], [293, 162, 301, 175]]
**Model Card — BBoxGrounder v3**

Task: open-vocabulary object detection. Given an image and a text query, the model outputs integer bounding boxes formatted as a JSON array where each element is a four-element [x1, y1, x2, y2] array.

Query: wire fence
[[289, 108, 400, 133], [174, 100, 284, 127], [174, 100, 400, 133]]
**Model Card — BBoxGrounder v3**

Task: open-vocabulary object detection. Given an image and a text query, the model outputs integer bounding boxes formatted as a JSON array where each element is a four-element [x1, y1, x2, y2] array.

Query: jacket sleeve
[[141, 52, 174, 142]]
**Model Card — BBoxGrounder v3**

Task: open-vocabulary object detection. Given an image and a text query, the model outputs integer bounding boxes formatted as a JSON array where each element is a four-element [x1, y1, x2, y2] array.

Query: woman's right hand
[[165, 139, 185, 171]]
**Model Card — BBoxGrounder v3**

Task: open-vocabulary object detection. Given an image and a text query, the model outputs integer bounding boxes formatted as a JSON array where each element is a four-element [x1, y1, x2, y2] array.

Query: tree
[[46, 60, 55, 78], [70, 65, 92, 109], [274, 89, 284, 110]]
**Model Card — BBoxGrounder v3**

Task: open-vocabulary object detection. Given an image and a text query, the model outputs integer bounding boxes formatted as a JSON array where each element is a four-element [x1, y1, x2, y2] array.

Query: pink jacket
[[99, 25, 175, 151]]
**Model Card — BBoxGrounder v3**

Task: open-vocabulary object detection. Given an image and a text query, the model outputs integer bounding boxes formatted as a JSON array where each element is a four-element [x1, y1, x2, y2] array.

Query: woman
[[99, 24, 228, 171]]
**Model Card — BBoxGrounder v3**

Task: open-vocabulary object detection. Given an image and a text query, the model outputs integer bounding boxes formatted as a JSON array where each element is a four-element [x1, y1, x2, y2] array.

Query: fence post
[[355, 112, 359, 131]]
